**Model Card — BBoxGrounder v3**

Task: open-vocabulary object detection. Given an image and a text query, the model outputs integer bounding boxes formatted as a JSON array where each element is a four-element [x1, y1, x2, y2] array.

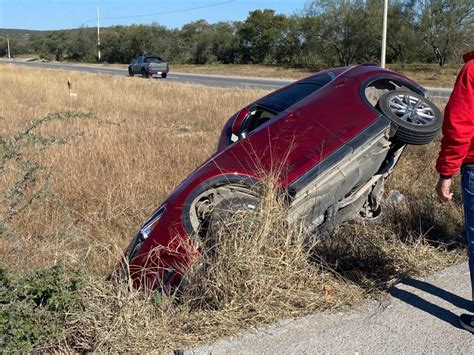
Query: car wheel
[[161, 73, 167, 79], [128, 68, 134, 77], [377, 90, 443, 145], [141, 68, 148, 78], [207, 196, 260, 239]]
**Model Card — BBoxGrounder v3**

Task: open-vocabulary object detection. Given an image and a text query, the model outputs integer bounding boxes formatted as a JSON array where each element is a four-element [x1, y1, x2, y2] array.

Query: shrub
[[0, 266, 81, 352]]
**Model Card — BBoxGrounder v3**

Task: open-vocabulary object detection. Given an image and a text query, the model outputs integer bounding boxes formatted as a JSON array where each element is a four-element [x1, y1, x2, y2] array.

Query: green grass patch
[[0, 266, 82, 352]]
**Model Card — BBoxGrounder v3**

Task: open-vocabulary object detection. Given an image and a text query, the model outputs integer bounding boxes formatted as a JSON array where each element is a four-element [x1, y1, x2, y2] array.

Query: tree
[[237, 9, 289, 64], [101, 26, 128, 63], [29, 31, 68, 61], [148, 24, 174, 60], [211, 22, 240, 64], [66, 28, 96, 62], [0, 37, 8, 57], [180, 20, 215, 64], [385, 0, 420, 63], [419, 0, 474, 66], [305, 0, 370, 66]]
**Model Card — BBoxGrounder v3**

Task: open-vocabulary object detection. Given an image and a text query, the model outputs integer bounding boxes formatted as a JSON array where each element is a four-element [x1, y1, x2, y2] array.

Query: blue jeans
[[461, 165, 474, 301]]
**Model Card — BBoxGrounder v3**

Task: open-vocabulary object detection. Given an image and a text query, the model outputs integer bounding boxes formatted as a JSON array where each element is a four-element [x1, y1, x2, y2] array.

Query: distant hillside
[[0, 28, 50, 41]]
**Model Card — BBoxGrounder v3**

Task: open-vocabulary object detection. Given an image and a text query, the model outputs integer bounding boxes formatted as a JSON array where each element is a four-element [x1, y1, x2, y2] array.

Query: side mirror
[[231, 107, 250, 142]]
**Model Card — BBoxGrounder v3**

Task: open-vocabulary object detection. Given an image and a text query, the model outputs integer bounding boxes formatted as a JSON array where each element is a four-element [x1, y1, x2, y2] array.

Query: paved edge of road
[[190, 262, 473, 354]]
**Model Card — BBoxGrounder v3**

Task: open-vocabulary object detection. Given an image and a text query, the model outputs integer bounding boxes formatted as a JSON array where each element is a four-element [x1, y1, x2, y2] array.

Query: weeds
[[182, 183, 356, 313], [0, 111, 92, 236], [0, 266, 81, 352], [59, 183, 361, 353], [0, 65, 466, 352]]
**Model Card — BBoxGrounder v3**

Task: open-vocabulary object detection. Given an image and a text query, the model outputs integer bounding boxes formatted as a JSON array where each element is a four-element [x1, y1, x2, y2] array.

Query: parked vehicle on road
[[128, 56, 169, 78], [117, 62, 443, 291]]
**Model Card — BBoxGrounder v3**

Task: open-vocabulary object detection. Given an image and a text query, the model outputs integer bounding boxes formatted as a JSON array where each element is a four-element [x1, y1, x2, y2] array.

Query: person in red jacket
[[436, 50, 474, 332]]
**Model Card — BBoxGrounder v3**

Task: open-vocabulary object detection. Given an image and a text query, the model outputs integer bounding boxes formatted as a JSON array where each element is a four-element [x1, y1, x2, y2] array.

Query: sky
[[0, 0, 308, 31]]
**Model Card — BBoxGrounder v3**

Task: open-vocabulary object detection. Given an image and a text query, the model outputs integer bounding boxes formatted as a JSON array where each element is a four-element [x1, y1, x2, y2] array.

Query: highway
[[0, 59, 452, 98], [0, 59, 289, 90]]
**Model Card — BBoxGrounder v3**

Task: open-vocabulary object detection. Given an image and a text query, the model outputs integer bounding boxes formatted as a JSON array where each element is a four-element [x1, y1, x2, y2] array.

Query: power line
[[80, 0, 235, 26]]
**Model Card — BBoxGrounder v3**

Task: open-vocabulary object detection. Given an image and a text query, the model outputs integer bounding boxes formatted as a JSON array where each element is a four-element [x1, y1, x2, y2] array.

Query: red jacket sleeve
[[436, 60, 474, 177]]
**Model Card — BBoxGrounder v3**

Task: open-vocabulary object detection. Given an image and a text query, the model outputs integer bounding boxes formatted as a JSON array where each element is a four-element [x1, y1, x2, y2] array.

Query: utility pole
[[7, 34, 11, 59], [381, 0, 388, 68], [97, 7, 101, 62]]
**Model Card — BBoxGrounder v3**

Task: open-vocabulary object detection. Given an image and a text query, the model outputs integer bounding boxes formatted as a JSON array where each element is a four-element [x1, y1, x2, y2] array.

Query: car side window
[[247, 108, 275, 132], [237, 106, 276, 138]]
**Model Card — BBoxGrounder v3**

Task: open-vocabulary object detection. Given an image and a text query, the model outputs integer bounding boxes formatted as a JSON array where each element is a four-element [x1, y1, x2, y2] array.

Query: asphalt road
[[0, 59, 289, 90], [0, 59, 452, 98], [192, 262, 474, 354]]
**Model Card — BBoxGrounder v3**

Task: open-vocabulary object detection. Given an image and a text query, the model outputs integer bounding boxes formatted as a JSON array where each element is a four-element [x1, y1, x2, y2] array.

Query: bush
[[0, 266, 81, 352]]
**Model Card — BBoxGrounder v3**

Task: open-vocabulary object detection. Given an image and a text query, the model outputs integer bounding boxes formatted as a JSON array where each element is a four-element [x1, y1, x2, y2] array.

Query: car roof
[[257, 71, 337, 113], [255, 63, 387, 113]]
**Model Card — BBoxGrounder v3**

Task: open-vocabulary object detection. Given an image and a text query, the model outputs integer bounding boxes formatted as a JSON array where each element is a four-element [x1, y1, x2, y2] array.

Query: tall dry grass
[[62, 182, 361, 352], [0, 64, 267, 274], [0, 64, 466, 352]]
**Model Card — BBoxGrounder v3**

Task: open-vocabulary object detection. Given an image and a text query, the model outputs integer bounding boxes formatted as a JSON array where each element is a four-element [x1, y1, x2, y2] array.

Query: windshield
[[144, 57, 162, 63]]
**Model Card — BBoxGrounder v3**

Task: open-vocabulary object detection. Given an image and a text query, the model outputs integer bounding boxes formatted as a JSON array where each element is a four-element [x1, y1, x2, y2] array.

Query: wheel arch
[[360, 75, 426, 114], [182, 174, 263, 235]]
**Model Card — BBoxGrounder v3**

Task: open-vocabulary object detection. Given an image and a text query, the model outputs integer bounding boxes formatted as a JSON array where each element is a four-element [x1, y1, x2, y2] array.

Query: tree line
[[1, 0, 472, 67]]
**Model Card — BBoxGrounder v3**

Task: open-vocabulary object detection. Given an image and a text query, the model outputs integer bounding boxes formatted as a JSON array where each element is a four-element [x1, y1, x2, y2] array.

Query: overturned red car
[[119, 63, 443, 291]]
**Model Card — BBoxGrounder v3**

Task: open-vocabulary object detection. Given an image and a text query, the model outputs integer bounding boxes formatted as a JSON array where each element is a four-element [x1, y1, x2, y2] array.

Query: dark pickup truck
[[128, 56, 169, 78]]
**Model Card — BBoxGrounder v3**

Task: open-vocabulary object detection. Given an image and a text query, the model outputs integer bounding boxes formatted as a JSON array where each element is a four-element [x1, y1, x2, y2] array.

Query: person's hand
[[436, 177, 453, 202]]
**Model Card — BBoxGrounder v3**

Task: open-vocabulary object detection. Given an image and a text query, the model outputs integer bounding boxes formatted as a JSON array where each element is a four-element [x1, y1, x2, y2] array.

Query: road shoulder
[[192, 262, 473, 354]]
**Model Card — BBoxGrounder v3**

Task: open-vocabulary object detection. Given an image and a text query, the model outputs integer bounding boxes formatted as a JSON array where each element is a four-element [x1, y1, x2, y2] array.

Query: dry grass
[[0, 63, 267, 275], [171, 63, 311, 79], [0, 63, 466, 352], [388, 63, 460, 88], [62, 184, 361, 352]]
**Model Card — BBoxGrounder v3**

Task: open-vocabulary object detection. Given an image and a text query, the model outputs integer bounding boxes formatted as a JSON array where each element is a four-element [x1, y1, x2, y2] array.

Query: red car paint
[[122, 63, 425, 290]]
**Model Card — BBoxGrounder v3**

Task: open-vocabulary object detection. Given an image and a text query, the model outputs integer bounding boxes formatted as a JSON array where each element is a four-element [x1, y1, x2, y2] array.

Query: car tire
[[161, 73, 167, 79], [207, 196, 260, 238], [377, 90, 443, 145], [141, 68, 148, 78], [128, 68, 134, 77]]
